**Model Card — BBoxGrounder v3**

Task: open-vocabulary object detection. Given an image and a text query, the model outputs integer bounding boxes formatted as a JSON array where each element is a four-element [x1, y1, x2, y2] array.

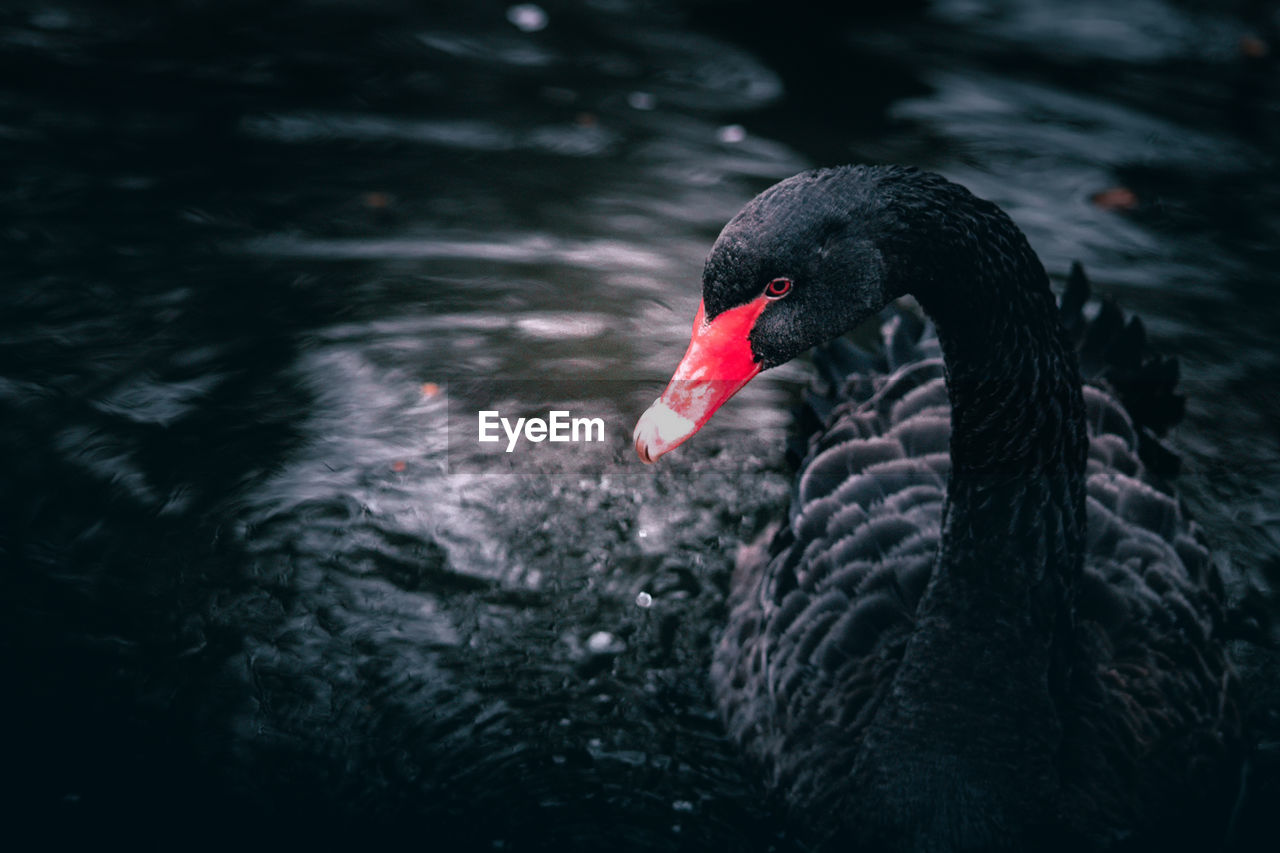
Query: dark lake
[[2, 0, 1278, 849]]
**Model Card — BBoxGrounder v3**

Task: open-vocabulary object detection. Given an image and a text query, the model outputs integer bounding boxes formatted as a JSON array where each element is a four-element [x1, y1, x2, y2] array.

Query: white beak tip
[[633, 399, 697, 464]]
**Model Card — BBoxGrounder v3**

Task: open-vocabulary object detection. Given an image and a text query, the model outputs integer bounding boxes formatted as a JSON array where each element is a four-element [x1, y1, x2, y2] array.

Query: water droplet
[[627, 91, 656, 111], [587, 630, 622, 654], [717, 124, 746, 144], [507, 4, 548, 33], [636, 591, 653, 608]]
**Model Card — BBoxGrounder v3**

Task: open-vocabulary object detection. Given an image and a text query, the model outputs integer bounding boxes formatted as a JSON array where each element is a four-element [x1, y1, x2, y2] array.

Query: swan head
[[634, 167, 894, 463]]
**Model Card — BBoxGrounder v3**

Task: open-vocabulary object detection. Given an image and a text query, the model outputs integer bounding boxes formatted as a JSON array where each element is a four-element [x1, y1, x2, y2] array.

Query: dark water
[[2, 0, 1279, 848]]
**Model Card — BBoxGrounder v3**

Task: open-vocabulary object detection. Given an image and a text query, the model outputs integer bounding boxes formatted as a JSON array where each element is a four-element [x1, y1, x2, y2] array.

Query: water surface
[[2, 0, 1278, 848]]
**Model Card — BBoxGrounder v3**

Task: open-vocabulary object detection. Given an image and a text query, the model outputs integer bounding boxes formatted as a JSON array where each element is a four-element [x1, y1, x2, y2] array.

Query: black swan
[[633, 166, 1244, 851]]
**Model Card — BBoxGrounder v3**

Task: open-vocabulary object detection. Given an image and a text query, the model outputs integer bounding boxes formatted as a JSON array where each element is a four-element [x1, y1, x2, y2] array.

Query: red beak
[[634, 296, 768, 463]]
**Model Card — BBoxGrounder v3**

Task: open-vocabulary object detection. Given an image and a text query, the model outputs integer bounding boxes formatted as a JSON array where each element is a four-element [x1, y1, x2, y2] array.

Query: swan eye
[[765, 278, 793, 299]]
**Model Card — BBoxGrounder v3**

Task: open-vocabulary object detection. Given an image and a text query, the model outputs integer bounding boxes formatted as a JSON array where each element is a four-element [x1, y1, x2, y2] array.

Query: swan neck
[[921, 261, 1088, 596], [887, 192, 1090, 662]]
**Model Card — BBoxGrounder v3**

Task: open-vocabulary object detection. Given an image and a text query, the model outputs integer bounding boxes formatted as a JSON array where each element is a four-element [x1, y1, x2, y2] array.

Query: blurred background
[[1, 0, 1278, 849]]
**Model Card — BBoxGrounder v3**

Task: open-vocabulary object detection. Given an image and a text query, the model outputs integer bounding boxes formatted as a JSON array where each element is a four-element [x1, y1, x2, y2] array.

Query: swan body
[[633, 166, 1243, 851]]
